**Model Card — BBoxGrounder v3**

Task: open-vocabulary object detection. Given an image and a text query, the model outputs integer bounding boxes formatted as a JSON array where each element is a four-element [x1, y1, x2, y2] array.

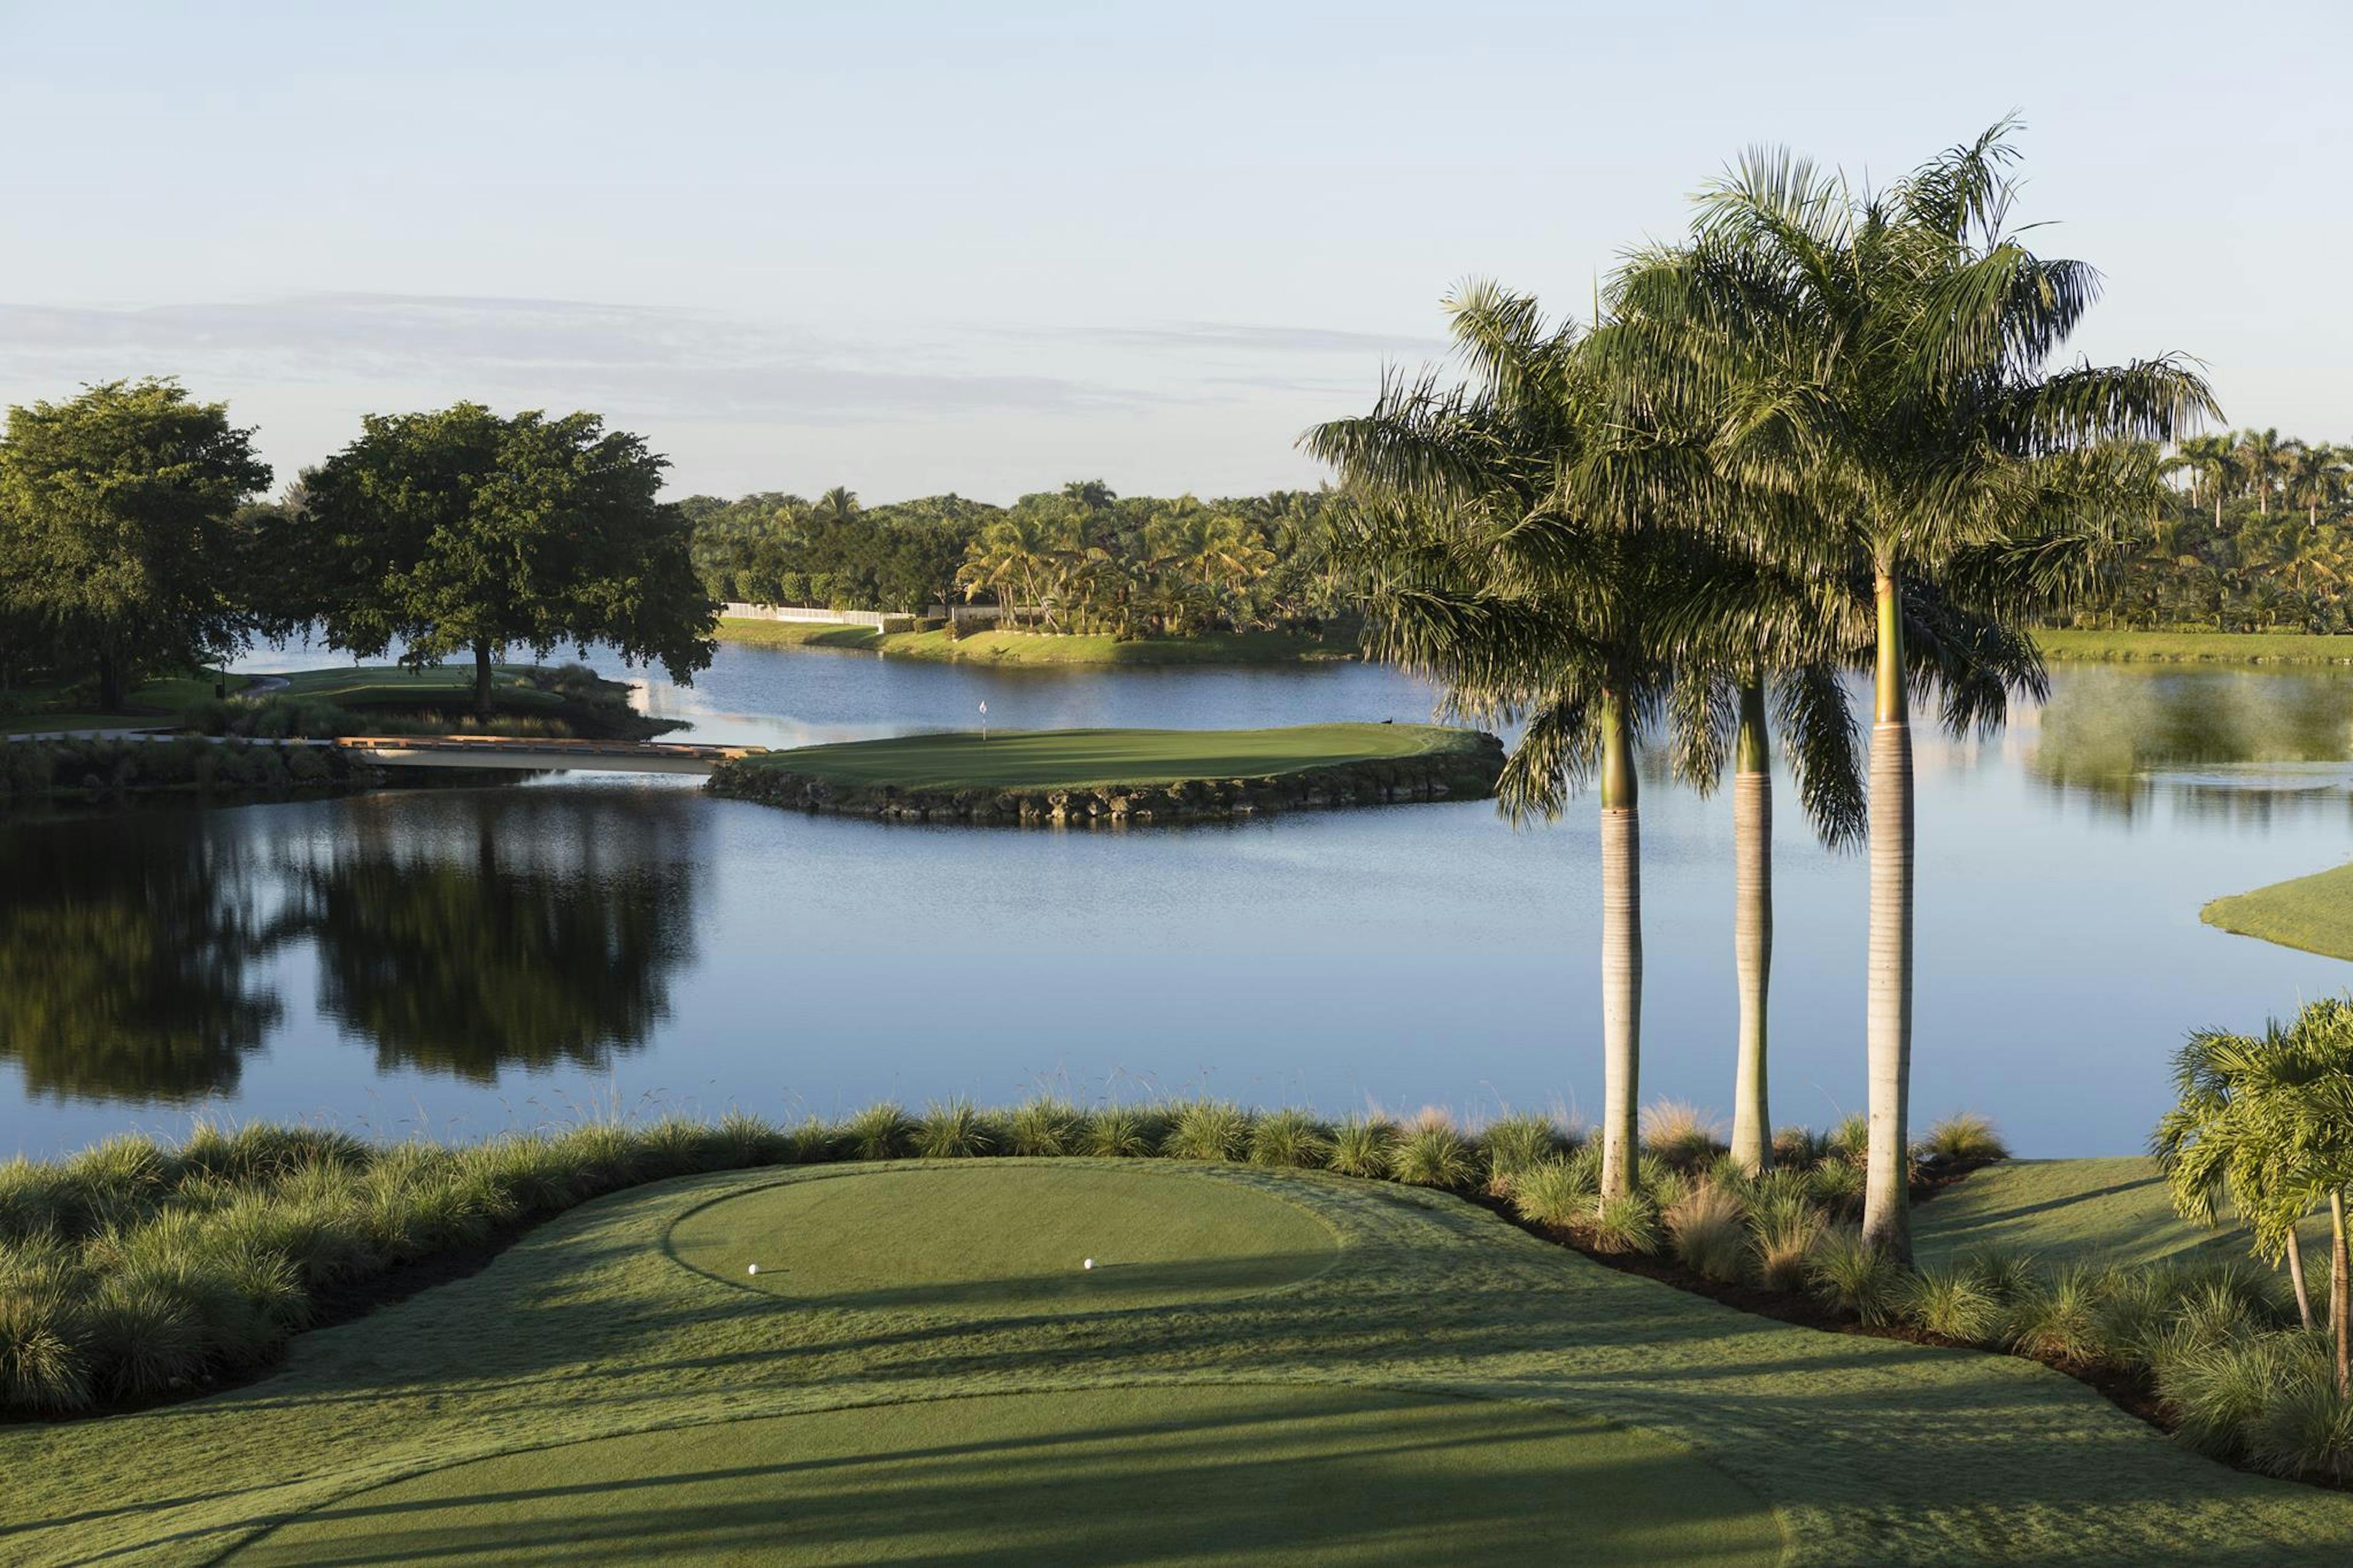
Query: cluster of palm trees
[[1311, 123, 2213, 1259], [2078, 431, 2353, 632], [2156, 998, 2353, 1395], [956, 485, 1291, 637]]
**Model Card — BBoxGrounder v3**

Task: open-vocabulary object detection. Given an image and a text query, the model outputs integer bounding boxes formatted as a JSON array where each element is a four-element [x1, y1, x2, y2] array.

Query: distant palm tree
[[2288, 442, 2346, 529], [1611, 121, 2214, 1256], [2235, 430, 2292, 518], [2168, 434, 2236, 529]]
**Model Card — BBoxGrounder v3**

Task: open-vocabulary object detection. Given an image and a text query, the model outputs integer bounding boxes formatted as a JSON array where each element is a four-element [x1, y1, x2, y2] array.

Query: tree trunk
[[97, 648, 125, 713], [1730, 681, 1773, 1175], [2332, 1190, 2350, 1399], [1864, 569, 1915, 1261], [1597, 689, 1642, 1205], [2287, 1227, 2314, 1330], [473, 640, 494, 723]]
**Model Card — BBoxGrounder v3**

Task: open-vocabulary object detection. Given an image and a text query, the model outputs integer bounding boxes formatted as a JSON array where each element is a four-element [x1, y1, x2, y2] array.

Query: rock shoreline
[[705, 738, 1505, 825]]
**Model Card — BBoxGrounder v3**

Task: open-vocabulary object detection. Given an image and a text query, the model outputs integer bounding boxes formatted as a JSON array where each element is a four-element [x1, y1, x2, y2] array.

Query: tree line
[[0, 384, 718, 718], [1317, 121, 2213, 1260], [684, 482, 1353, 635]]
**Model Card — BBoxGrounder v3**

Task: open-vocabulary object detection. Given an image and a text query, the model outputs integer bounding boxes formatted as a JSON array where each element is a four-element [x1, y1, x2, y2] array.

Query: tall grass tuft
[[1326, 1115, 1398, 1180], [1771, 1125, 1828, 1168], [1639, 1101, 1725, 1170], [2004, 1264, 2109, 1363], [1247, 1109, 1331, 1170], [1825, 1112, 1871, 1164], [1900, 1263, 2002, 1343], [841, 1103, 915, 1162], [1479, 1115, 1571, 1189], [1162, 1101, 1252, 1162], [1749, 1196, 1824, 1293], [2243, 1365, 2353, 1483], [913, 1099, 998, 1159], [1807, 1227, 1903, 1325], [1915, 1112, 2009, 1164], [1802, 1158, 1863, 1216], [1510, 1156, 1596, 1229], [2159, 1330, 2312, 1460], [1664, 1184, 1751, 1283], [1391, 1116, 1478, 1190], [1591, 1194, 1662, 1256], [1083, 1105, 1156, 1159], [1957, 1244, 2037, 1304], [1007, 1097, 1086, 1157]]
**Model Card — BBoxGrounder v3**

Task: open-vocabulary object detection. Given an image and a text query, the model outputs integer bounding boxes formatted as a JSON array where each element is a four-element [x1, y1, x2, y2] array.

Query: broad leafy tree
[[297, 403, 715, 717], [0, 378, 270, 709]]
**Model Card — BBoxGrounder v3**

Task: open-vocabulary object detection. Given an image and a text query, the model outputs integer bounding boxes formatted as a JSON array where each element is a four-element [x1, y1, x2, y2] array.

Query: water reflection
[[282, 790, 704, 1082], [0, 822, 281, 1101], [2031, 668, 2353, 820]]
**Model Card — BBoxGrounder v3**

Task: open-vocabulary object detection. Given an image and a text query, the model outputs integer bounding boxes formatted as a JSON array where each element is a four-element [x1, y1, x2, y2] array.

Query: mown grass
[[718, 617, 1361, 665], [738, 722, 1484, 792], [2037, 628, 2353, 664], [2202, 860, 2353, 963], [10, 1128, 2353, 1566]]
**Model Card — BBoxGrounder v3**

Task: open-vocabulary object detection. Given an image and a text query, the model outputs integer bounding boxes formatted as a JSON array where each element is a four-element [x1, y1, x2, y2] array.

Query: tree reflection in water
[[2029, 667, 2353, 824], [0, 818, 282, 1101], [285, 787, 703, 1081]]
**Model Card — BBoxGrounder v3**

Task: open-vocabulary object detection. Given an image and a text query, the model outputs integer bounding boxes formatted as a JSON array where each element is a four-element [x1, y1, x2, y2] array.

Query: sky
[[2, 1, 2346, 505]]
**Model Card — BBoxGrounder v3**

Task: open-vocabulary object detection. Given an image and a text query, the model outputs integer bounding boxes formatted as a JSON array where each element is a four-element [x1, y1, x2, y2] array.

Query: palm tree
[[1308, 283, 1725, 1202], [1610, 123, 2214, 1256], [2235, 430, 2292, 518], [2288, 442, 2346, 530], [2169, 434, 2236, 530]]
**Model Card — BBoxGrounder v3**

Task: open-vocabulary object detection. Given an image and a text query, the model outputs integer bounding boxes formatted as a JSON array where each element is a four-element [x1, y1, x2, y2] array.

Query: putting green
[[668, 1164, 1339, 1312], [219, 1384, 1781, 1567]]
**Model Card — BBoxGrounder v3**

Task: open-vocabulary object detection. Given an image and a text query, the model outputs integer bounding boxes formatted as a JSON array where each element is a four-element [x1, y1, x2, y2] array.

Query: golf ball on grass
[[747, 1264, 760, 1276], [1083, 1257, 1094, 1270]]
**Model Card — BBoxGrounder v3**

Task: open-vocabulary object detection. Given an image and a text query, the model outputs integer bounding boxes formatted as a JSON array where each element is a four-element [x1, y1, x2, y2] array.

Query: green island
[[2037, 629, 2353, 665], [2202, 860, 2353, 962], [718, 617, 1360, 665], [6, 1112, 2351, 1567], [706, 722, 1504, 822]]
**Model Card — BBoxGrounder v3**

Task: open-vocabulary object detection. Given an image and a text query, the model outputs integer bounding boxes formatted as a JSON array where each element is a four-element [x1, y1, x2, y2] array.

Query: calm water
[[9, 646, 2353, 1160]]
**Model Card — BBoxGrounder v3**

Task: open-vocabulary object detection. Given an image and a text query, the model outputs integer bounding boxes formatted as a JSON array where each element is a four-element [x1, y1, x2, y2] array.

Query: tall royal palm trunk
[[1863, 569, 1915, 1260], [1730, 681, 1773, 1175], [2331, 1190, 2350, 1398], [1597, 688, 1643, 1203]]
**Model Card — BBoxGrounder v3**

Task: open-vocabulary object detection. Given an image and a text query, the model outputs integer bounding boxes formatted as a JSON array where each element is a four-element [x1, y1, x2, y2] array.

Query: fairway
[[220, 1384, 1778, 1567], [670, 1164, 1338, 1311], [741, 724, 1479, 790], [2202, 858, 2353, 961]]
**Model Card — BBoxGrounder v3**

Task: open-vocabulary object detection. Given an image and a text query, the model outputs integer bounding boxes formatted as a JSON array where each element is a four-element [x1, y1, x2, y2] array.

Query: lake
[[7, 645, 2353, 1161]]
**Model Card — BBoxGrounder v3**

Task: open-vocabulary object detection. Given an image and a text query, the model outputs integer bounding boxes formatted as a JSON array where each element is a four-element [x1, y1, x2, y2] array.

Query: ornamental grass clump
[[1007, 1097, 1087, 1157], [1479, 1115, 1572, 1190], [1591, 1194, 1662, 1256], [1391, 1116, 1478, 1190], [914, 1099, 998, 1159], [1163, 1101, 1252, 1162], [1248, 1109, 1332, 1170], [1325, 1115, 1397, 1180], [1956, 1244, 2037, 1305], [1083, 1105, 1157, 1159], [2243, 1368, 2353, 1483], [1640, 1101, 1725, 1172], [1748, 1194, 1825, 1293], [2004, 1264, 2110, 1364], [1665, 1184, 1751, 1283], [1915, 1112, 2010, 1164], [1900, 1263, 2003, 1344], [1510, 1156, 1596, 1229], [2160, 1330, 2316, 1461], [1807, 1227, 1904, 1325], [841, 1102, 915, 1162]]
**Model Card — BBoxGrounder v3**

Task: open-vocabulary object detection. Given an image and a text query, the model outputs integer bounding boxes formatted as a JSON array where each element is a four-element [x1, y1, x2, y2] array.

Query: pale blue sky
[[2, 1, 2344, 502]]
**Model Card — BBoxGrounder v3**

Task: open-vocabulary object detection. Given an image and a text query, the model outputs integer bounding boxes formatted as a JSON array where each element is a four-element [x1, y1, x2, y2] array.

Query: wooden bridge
[[333, 736, 767, 775]]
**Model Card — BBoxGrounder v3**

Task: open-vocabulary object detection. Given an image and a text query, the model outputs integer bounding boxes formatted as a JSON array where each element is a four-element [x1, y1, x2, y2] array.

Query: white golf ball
[[1083, 1257, 1095, 1270], [747, 1263, 760, 1276]]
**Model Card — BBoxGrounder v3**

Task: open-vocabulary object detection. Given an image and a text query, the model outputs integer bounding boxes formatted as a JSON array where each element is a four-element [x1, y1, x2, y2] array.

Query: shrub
[[1915, 1112, 2010, 1164], [1665, 1184, 1751, 1283], [1807, 1228, 1904, 1325], [1162, 1101, 1252, 1162], [1639, 1101, 1725, 1170], [1007, 1097, 1086, 1157], [1479, 1115, 1571, 1188], [1591, 1194, 1662, 1256], [1326, 1116, 1397, 1180], [2160, 1330, 2312, 1460], [1391, 1119, 1478, 1190], [841, 1103, 915, 1161], [1247, 1109, 1331, 1170], [913, 1099, 998, 1159], [1510, 1156, 1596, 1229], [1901, 1263, 2002, 1343], [1083, 1105, 1155, 1159]]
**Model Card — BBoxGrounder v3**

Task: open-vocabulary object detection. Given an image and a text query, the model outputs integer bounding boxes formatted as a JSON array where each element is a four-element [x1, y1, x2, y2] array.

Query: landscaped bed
[[705, 722, 1504, 823]]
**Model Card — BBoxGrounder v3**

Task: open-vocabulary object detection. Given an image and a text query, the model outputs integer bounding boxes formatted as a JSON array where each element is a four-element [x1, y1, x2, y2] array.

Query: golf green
[[218, 1384, 1782, 1567], [668, 1164, 1340, 1312]]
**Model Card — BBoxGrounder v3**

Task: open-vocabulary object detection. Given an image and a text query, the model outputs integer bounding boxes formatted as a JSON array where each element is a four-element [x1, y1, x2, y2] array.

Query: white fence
[[721, 603, 919, 634]]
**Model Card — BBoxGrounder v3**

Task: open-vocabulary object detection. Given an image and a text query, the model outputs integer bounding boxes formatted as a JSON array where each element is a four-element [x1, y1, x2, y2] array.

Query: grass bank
[[7, 1110, 2353, 1565], [2202, 860, 2353, 961], [0, 674, 253, 736], [708, 722, 1503, 822], [2038, 628, 2353, 664], [718, 616, 1360, 665]]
